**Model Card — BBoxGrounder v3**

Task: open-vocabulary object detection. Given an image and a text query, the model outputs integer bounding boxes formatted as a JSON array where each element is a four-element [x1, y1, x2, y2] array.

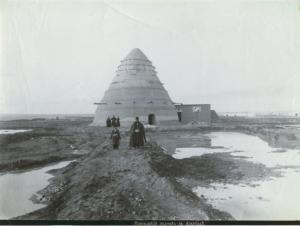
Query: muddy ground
[[215, 116, 300, 150], [0, 118, 107, 172], [1, 116, 300, 220]]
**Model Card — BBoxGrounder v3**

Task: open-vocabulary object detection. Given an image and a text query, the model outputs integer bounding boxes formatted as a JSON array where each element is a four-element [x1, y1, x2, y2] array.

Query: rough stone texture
[[92, 48, 178, 126]]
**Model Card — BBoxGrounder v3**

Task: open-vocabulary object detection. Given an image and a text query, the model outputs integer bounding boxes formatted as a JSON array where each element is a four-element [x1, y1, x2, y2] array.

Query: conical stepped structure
[[92, 48, 178, 126]]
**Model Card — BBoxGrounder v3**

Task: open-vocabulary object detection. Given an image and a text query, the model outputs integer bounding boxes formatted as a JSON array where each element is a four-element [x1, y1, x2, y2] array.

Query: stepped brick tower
[[92, 48, 178, 126]]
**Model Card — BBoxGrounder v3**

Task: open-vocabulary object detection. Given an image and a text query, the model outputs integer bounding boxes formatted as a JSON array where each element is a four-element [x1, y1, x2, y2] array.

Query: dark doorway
[[177, 112, 182, 122], [148, 114, 156, 125]]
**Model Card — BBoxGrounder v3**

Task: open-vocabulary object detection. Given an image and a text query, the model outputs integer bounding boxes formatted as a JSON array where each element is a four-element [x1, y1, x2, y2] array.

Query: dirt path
[[3, 116, 299, 220], [18, 128, 277, 220], [18, 138, 233, 220]]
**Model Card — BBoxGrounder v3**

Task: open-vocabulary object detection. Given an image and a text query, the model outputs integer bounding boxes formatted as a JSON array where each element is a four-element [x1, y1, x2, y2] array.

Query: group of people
[[110, 117, 146, 150], [106, 115, 120, 127]]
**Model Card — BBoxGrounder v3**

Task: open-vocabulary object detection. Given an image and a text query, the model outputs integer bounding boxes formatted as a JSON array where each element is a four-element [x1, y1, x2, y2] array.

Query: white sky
[[1, 0, 299, 114]]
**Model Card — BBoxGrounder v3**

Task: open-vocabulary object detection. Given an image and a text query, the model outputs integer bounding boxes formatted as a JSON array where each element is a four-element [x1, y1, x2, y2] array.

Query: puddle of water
[[0, 161, 72, 219], [174, 132, 300, 220], [0, 129, 32, 135], [194, 168, 300, 220], [174, 132, 300, 167]]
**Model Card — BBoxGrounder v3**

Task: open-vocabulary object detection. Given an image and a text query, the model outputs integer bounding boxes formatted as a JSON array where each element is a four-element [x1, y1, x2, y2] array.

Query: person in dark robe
[[110, 125, 121, 149], [111, 115, 117, 127], [116, 117, 120, 127], [129, 117, 146, 148], [106, 117, 111, 127]]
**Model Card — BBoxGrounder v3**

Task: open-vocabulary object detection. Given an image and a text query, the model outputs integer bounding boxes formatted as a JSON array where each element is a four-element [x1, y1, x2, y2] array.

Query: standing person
[[116, 117, 120, 127], [111, 115, 117, 127], [110, 125, 121, 149], [106, 117, 111, 127], [129, 117, 146, 148]]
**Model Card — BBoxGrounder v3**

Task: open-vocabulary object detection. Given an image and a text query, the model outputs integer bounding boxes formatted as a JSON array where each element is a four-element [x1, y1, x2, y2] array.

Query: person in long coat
[[116, 117, 120, 127], [106, 117, 111, 127], [111, 115, 117, 127], [110, 125, 121, 149], [129, 117, 146, 148]]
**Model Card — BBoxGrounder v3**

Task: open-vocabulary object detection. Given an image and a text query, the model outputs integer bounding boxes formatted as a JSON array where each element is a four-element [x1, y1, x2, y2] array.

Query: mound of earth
[[18, 142, 233, 220]]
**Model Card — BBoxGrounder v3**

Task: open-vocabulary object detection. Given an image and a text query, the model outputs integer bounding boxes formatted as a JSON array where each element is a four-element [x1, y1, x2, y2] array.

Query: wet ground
[[0, 119, 106, 172], [0, 129, 32, 135], [0, 161, 72, 219], [0, 116, 300, 220], [174, 132, 300, 219]]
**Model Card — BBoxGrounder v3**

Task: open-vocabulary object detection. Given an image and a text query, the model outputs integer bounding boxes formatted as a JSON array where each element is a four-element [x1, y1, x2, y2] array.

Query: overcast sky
[[1, 0, 299, 114]]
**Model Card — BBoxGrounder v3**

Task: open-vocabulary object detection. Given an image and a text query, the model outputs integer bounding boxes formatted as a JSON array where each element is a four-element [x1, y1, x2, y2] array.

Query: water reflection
[[0, 129, 32, 135], [0, 161, 72, 219], [174, 132, 300, 220]]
